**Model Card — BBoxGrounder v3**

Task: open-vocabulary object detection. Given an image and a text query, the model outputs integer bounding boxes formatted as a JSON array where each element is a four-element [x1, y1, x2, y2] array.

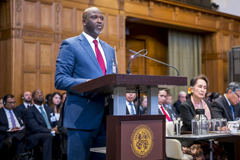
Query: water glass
[[201, 119, 209, 135], [221, 118, 228, 133], [214, 118, 222, 133], [192, 119, 200, 135], [209, 119, 216, 133], [173, 120, 181, 136]]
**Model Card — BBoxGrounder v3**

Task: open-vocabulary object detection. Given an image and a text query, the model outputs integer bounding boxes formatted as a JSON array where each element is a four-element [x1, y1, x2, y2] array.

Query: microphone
[[127, 49, 147, 74], [128, 49, 180, 76]]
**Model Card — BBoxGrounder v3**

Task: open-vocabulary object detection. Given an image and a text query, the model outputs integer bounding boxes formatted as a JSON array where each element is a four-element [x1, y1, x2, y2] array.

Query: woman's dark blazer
[[180, 97, 213, 131]]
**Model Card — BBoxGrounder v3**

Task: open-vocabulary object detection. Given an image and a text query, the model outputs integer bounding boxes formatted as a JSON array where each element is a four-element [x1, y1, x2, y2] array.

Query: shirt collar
[[82, 31, 99, 44], [224, 94, 232, 106], [34, 104, 44, 109]]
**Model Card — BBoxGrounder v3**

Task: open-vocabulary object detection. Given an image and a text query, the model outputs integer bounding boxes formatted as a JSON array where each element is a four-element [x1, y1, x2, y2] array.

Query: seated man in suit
[[23, 89, 59, 160], [126, 93, 137, 115], [212, 82, 240, 121], [15, 91, 32, 120], [0, 94, 25, 159], [158, 90, 177, 121], [173, 91, 187, 117]]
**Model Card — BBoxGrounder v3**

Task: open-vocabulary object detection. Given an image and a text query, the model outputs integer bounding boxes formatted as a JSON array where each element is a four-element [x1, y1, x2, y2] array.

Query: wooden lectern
[[71, 74, 187, 160]]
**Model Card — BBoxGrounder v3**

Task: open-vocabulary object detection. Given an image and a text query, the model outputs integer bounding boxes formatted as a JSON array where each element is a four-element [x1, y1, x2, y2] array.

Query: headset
[[22, 93, 24, 100], [3, 99, 6, 105]]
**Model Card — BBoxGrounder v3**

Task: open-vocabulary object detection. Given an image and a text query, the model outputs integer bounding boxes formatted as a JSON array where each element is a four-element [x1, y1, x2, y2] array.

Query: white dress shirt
[[34, 104, 47, 114], [3, 107, 21, 129], [23, 102, 31, 109], [126, 101, 136, 115], [82, 32, 107, 69]]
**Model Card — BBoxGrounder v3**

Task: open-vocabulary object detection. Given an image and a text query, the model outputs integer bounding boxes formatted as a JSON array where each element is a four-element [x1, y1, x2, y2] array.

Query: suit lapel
[[13, 110, 23, 126], [222, 97, 234, 120], [78, 34, 103, 75], [0, 109, 9, 127], [44, 105, 52, 126], [32, 105, 46, 124]]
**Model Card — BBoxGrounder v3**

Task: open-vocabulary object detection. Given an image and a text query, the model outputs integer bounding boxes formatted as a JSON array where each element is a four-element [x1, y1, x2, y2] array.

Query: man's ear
[[82, 19, 86, 25]]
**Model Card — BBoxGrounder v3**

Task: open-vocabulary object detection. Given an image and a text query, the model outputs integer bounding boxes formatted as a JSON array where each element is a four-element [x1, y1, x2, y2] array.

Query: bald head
[[82, 7, 104, 39], [83, 7, 101, 20]]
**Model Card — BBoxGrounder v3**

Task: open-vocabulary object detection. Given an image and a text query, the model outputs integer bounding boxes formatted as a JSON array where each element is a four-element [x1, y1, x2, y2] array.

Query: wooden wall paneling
[[178, 9, 196, 25], [23, 41, 37, 68], [76, 9, 83, 34], [0, 39, 12, 97], [62, 7, 74, 33], [40, 73, 52, 96], [40, 3, 53, 29], [200, 14, 217, 29], [13, 38, 23, 103], [125, 0, 148, 16], [23, 73, 37, 94], [151, 3, 174, 21], [108, 14, 118, 38], [24, 1, 37, 28], [91, 0, 118, 10]]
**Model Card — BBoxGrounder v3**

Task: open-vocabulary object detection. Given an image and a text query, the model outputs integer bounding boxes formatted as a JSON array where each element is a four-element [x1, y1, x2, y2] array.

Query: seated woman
[[180, 74, 227, 160], [51, 92, 62, 121]]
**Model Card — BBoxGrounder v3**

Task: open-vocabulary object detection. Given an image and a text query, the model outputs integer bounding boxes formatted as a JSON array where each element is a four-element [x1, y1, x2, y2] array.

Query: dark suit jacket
[[0, 108, 24, 149], [23, 105, 57, 148], [55, 33, 116, 130], [211, 96, 240, 121], [180, 97, 213, 131], [126, 104, 138, 115], [15, 103, 27, 120], [173, 100, 181, 117]]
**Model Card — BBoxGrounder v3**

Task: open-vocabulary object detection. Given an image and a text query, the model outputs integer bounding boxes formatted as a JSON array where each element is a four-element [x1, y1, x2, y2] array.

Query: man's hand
[[51, 127, 60, 134], [11, 127, 21, 130]]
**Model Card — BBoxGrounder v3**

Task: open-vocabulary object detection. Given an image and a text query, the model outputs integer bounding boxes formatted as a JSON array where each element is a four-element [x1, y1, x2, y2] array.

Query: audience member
[[23, 89, 59, 160], [205, 91, 212, 103], [0, 94, 25, 159], [158, 90, 177, 121], [0, 97, 3, 109], [173, 91, 187, 117], [50, 92, 62, 121], [45, 94, 52, 107], [126, 93, 137, 115], [180, 75, 227, 160], [212, 82, 240, 121], [15, 91, 32, 120], [210, 92, 221, 102], [139, 96, 147, 115], [180, 74, 212, 131]]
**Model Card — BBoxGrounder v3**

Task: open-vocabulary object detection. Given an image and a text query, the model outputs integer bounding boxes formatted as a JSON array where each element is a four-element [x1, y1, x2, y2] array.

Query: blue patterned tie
[[39, 107, 52, 129], [230, 105, 235, 121], [9, 110, 16, 128], [129, 102, 135, 115]]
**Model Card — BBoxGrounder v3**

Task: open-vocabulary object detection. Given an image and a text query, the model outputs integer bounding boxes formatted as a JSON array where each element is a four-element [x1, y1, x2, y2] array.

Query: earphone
[[22, 93, 25, 100], [3, 100, 6, 105]]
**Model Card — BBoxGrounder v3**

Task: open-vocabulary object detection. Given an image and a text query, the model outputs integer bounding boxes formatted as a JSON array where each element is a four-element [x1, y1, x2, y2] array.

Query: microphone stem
[[137, 55, 180, 76]]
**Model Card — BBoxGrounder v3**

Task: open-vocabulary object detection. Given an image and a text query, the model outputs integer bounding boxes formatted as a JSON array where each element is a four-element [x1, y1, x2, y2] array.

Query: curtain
[[168, 29, 202, 100]]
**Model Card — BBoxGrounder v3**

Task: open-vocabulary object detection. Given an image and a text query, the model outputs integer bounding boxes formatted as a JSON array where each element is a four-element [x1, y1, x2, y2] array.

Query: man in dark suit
[[15, 91, 32, 120], [55, 7, 117, 160], [172, 91, 187, 117], [23, 89, 59, 160], [0, 94, 25, 159], [212, 82, 240, 121], [126, 93, 137, 115], [158, 90, 177, 121]]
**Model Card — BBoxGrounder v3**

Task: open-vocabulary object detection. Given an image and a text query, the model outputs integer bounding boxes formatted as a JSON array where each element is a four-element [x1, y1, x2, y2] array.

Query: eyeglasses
[[6, 101, 16, 104], [235, 92, 240, 98]]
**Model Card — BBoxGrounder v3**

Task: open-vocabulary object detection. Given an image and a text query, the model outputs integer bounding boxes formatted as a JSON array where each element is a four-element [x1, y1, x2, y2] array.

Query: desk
[[166, 134, 232, 160]]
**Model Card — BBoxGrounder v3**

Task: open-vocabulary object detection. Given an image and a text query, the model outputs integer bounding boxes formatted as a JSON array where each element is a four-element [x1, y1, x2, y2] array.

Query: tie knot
[[129, 102, 132, 106], [93, 40, 98, 46]]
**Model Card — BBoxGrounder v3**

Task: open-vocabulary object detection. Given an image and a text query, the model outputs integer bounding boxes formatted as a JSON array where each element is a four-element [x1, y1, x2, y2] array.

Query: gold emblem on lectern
[[131, 125, 154, 158]]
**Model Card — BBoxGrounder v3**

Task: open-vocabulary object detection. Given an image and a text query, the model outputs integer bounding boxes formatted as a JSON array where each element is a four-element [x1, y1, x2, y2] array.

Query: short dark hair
[[190, 74, 209, 87], [210, 92, 221, 101], [166, 93, 172, 97], [226, 82, 240, 93], [3, 94, 14, 105]]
